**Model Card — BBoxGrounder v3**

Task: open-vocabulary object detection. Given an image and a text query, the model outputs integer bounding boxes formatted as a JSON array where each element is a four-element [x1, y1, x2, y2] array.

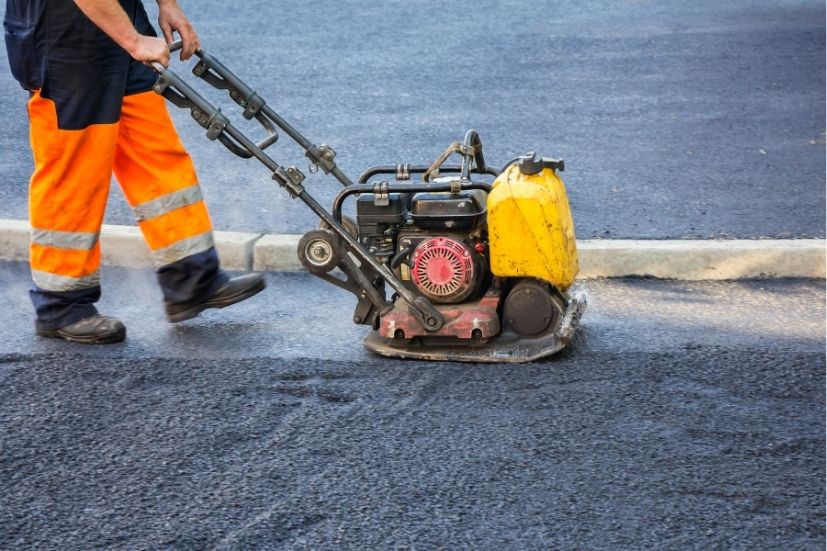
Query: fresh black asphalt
[[1, 346, 823, 550], [0, 263, 823, 549], [0, 0, 824, 238]]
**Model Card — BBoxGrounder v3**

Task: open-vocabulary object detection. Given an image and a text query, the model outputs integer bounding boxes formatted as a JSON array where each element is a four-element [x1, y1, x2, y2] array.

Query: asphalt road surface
[[0, 262, 823, 549], [0, 0, 824, 239]]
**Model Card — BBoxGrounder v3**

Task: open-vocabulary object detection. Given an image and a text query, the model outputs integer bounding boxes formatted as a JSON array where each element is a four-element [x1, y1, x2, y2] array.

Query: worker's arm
[[156, 0, 200, 61], [72, 0, 170, 66]]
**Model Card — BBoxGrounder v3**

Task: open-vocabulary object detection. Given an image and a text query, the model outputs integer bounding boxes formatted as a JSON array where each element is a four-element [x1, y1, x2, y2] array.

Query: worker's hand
[[127, 34, 171, 67], [157, 0, 200, 61]]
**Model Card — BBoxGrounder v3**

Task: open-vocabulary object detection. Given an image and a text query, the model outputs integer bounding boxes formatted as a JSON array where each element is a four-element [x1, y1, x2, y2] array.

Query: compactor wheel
[[298, 229, 340, 274]]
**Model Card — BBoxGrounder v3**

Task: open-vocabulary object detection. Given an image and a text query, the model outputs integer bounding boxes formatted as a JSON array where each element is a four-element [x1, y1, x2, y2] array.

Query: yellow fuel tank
[[487, 155, 579, 290]]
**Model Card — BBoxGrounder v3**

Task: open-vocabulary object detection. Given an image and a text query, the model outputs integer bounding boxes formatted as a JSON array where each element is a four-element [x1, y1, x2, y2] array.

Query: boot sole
[[166, 277, 266, 323], [36, 326, 126, 345]]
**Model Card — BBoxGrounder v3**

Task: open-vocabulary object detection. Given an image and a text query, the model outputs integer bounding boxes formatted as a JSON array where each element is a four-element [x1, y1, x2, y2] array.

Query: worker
[[3, 0, 265, 344]]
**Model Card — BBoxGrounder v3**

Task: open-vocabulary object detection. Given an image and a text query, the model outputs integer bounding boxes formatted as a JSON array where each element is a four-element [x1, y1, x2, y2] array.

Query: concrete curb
[[577, 239, 825, 280], [0, 219, 823, 280]]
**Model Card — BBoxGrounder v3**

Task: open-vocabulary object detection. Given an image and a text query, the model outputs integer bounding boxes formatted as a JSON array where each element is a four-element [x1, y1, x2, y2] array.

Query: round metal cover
[[503, 280, 561, 336]]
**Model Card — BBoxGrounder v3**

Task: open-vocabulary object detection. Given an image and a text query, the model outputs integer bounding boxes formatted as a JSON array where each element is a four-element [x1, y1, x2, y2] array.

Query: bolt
[[353, 316, 361, 323], [311, 244, 329, 259], [525, 288, 533, 296], [427, 317, 437, 327]]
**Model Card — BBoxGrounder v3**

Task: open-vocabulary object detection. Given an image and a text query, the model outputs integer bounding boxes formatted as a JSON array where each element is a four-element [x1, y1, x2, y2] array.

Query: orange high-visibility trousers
[[10, 0, 227, 329], [29, 89, 216, 289], [27, 88, 227, 328]]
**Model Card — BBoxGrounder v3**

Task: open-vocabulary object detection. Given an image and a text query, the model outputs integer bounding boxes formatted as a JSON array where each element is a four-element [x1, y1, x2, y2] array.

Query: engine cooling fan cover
[[411, 237, 476, 303]]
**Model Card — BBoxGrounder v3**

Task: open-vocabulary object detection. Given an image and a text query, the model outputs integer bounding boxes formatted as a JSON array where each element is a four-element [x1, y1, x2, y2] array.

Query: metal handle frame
[[332, 181, 493, 225], [357, 164, 499, 184], [150, 41, 447, 331]]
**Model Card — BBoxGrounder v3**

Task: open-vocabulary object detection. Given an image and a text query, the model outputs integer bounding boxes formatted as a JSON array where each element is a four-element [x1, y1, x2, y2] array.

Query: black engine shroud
[[355, 187, 490, 303]]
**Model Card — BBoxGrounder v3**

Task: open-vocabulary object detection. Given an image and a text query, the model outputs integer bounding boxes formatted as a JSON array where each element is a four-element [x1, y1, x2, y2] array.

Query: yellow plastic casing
[[487, 163, 579, 291]]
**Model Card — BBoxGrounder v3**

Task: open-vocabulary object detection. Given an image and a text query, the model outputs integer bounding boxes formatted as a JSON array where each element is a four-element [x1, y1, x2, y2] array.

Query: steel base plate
[[363, 285, 587, 363]]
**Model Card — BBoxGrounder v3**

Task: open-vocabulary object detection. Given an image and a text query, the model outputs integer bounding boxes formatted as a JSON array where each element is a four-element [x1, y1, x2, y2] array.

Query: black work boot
[[35, 314, 126, 344], [165, 273, 266, 323]]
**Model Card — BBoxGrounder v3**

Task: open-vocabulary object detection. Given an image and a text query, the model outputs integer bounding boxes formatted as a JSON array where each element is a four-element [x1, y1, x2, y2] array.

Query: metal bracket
[[239, 90, 265, 119], [203, 109, 228, 140], [373, 181, 390, 206], [306, 144, 337, 174], [274, 166, 306, 197], [422, 139, 481, 182], [395, 164, 411, 181], [192, 59, 265, 119], [458, 143, 476, 156], [192, 59, 208, 78], [352, 289, 378, 326]]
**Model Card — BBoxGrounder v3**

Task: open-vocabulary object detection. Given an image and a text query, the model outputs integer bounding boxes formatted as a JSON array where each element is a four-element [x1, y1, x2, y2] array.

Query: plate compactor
[[151, 42, 587, 363]]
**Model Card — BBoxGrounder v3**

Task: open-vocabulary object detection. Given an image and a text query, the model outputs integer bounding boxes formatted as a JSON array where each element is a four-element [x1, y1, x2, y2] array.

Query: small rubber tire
[[298, 229, 340, 274]]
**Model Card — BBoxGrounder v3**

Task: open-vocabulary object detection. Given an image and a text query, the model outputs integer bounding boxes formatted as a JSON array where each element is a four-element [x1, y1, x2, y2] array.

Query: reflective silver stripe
[[31, 269, 101, 292], [151, 231, 214, 266], [132, 184, 203, 222], [31, 228, 99, 250]]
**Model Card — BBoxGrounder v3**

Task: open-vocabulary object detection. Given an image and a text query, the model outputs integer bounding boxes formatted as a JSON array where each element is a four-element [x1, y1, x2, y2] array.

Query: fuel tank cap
[[517, 152, 565, 175]]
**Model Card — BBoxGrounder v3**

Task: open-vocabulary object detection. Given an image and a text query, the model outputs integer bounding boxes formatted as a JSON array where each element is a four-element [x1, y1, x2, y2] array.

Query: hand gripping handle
[[168, 39, 184, 53]]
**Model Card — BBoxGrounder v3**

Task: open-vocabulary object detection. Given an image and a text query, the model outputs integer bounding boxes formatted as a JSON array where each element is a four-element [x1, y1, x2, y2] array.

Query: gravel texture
[[0, 262, 824, 550], [0, 347, 823, 550]]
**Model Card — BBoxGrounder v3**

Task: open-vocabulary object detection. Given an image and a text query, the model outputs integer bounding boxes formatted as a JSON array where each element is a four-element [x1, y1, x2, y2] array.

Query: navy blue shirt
[[5, 0, 154, 87], [3, 0, 158, 128]]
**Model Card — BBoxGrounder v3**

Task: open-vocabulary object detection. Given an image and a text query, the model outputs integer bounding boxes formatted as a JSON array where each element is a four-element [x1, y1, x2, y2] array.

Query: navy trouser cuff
[[157, 246, 228, 305], [30, 285, 100, 330]]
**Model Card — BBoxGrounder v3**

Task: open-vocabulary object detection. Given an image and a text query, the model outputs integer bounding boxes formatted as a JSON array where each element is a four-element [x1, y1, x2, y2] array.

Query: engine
[[355, 185, 490, 304]]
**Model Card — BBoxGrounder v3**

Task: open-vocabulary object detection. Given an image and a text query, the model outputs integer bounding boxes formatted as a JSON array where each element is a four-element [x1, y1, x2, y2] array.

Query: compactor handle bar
[[166, 39, 184, 53], [151, 41, 353, 185], [148, 41, 447, 332]]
